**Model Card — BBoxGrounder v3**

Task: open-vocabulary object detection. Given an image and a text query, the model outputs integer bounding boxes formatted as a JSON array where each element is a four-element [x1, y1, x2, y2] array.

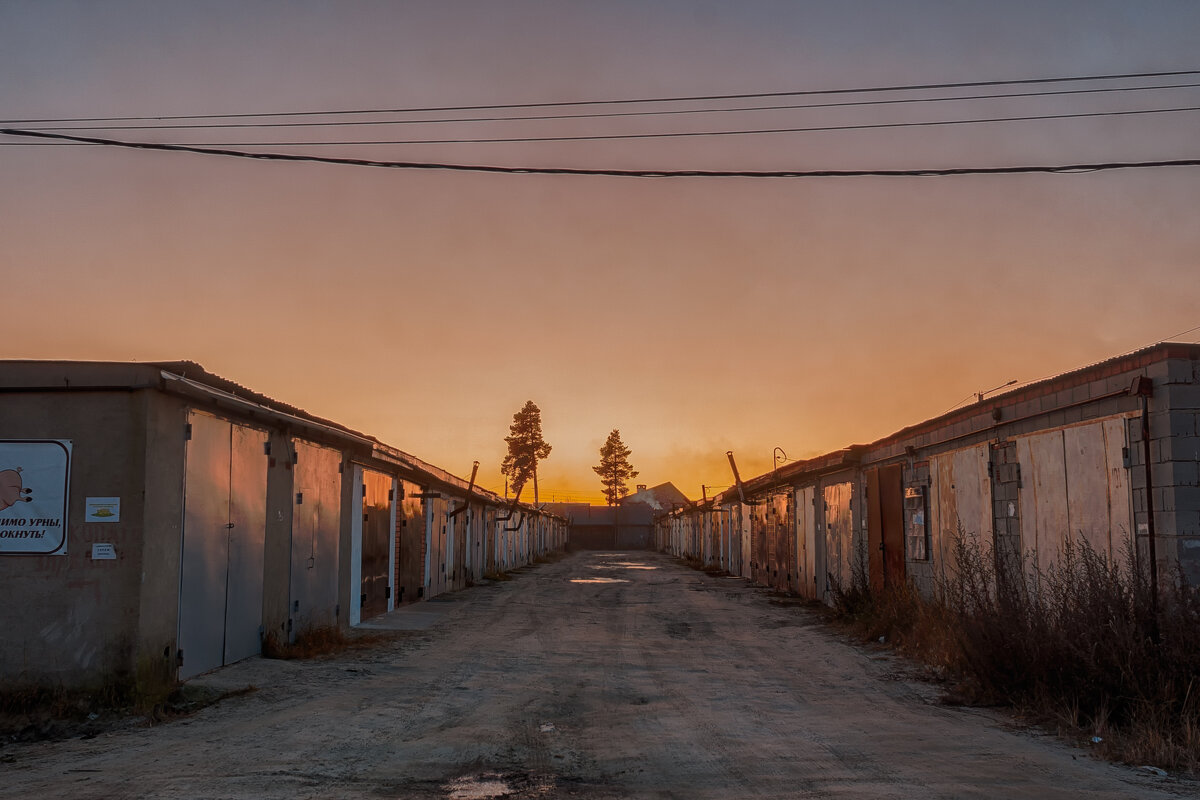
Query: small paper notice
[[91, 543, 116, 560], [86, 497, 120, 522]]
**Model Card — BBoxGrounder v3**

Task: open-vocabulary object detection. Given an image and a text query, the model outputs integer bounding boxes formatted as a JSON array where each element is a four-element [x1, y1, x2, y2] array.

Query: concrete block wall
[[902, 461, 934, 596], [1127, 357, 1200, 585]]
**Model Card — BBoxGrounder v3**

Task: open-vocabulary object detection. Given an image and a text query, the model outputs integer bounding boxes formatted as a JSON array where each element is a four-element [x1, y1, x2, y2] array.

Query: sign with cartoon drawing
[[0, 440, 71, 555]]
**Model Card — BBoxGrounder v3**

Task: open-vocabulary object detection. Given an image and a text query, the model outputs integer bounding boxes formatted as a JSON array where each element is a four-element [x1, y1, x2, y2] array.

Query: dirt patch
[[0, 551, 1194, 799]]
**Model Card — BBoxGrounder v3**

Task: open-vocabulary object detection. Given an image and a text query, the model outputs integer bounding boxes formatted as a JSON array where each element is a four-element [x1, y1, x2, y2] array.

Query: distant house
[[550, 483, 689, 550], [620, 482, 690, 512]]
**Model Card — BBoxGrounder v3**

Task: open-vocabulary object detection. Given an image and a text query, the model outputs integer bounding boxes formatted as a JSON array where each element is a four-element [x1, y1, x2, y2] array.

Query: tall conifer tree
[[501, 400, 551, 503], [593, 429, 638, 506]]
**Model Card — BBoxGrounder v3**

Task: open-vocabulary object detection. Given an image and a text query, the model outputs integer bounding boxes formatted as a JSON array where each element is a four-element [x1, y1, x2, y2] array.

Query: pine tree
[[593, 429, 638, 506], [500, 400, 551, 503]]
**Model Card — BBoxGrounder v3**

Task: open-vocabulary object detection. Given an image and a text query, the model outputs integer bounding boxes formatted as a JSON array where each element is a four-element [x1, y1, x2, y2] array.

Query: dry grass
[[532, 549, 569, 565], [262, 626, 390, 660], [0, 668, 219, 743], [484, 569, 515, 582], [831, 531, 1200, 774]]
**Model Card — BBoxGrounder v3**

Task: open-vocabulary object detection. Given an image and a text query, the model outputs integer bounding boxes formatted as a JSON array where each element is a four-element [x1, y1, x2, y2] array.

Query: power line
[[4, 67, 1198, 124], [16, 81, 1200, 132], [6, 105, 1199, 148], [4, 127, 1200, 178]]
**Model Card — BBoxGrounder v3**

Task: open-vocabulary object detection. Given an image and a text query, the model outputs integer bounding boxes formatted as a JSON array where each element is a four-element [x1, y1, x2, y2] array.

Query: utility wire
[[6, 105, 1199, 148], [18, 82, 1200, 132], [4, 67, 1198, 124], [4, 127, 1200, 178]]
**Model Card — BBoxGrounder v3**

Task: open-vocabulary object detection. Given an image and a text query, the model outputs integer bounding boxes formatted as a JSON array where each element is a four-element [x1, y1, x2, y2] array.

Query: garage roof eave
[[159, 370, 376, 451]]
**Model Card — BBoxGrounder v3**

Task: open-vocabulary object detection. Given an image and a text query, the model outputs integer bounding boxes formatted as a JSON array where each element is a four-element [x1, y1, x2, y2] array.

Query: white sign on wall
[[0, 440, 72, 555]]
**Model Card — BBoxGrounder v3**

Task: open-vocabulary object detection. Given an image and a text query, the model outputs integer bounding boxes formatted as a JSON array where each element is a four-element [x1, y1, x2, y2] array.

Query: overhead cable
[[4, 127, 1200, 178], [6, 105, 1199, 148], [17, 81, 1200, 132], [3, 68, 1198, 124]]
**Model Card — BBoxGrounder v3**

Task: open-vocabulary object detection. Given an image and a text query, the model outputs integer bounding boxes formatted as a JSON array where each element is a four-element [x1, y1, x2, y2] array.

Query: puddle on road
[[444, 774, 512, 799], [569, 577, 629, 584], [442, 772, 555, 799]]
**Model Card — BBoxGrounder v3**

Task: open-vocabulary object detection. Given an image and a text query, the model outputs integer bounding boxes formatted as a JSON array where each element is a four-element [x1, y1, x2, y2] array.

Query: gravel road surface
[[1, 551, 1192, 799]]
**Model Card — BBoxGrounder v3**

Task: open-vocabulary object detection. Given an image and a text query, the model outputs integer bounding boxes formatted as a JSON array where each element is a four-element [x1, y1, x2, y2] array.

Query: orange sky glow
[[2, 2, 1199, 505]]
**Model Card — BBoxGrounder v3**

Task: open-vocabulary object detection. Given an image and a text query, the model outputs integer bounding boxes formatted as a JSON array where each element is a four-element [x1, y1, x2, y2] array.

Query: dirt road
[[1, 551, 1192, 798]]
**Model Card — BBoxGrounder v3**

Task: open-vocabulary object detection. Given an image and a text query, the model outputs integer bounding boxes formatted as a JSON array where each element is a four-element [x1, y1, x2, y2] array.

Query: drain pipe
[[726, 451, 746, 504], [1133, 376, 1160, 621], [496, 485, 523, 522], [448, 461, 480, 519]]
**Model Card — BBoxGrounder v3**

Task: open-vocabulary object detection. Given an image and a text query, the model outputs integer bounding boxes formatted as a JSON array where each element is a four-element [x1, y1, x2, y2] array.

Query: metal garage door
[[795, 486, 816, 599], [178, 411, 268, 679], [358, 469, 394, 622], [822, 482, 854, 600], [289, 440, 342, 640]]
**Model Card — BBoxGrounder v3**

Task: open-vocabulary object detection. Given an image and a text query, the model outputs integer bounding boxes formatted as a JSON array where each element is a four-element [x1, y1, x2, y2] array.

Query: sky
[[2, 1, 1199, 503]]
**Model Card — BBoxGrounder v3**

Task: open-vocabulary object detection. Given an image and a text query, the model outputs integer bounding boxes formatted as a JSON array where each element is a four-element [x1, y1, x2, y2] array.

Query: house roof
[[620, 482, 689, 510]]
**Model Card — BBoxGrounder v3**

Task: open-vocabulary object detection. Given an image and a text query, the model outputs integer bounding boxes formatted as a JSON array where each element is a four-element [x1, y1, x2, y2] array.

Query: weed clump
[[831, 530, 1200, 774], [532, 549, 568, 566], [484, 569, 514, 582], [263, 626, 388, 660]]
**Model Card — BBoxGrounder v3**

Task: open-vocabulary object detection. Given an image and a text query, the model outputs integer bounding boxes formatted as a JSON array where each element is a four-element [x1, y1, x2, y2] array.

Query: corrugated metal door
[[360, 470, 393, 620], [398, 481, 424, 604], [715, 509, 726, 571], [867, 465, 906, 593], [929, 444, 992, 577], [431, 498, 448, 597], [484, 508, 495, 575], [771, 492, 792, 591], [1064, 420, 1130, 556], [752, 504, 768, 583], [458, 506, 468, 582], [178, 411, 267, 679], [225, 424, 268, 663], [823, 482, 853, 598], [739, 503, 752, 578], [1016, 418, 1133, 575], [423, 497, 435, 595], [867, 469, 884, 592], [795, 486, 816, 599], [1016, 432, 1068, 574], [289, 440, 342, 639], [474, 506, 485, 579], [446, 504, 457, 588], [879, 465, 906, 588], [179, 412, 231, 679], [763, 502, 777, 586], [496, 515, 506, 570]]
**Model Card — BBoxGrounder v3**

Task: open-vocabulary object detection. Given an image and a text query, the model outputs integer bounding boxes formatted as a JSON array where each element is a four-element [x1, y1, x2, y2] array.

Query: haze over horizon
[[3, 1, 1199, 503]]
